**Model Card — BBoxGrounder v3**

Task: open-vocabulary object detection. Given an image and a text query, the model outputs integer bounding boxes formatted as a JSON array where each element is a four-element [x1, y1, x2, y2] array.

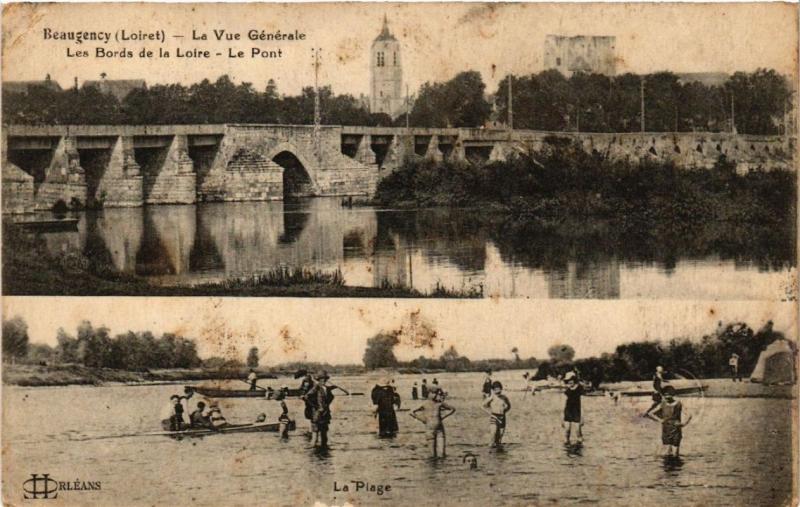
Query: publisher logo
[[22, 474, 102, 500], [23, 474, 59, 500]]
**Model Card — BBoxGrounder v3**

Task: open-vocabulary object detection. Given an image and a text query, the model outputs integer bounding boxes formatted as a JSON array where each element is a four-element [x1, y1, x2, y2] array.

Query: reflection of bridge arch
[[266, 143, 316, 197]]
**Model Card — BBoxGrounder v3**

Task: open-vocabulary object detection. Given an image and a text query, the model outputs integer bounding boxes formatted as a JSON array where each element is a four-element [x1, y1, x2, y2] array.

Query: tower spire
[[381, 14, 390, 37]]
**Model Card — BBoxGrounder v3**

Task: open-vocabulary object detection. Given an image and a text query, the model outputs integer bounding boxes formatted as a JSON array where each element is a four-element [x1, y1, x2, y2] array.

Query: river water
[[35, 198, 795, 299], [3, 371, 794, 507]]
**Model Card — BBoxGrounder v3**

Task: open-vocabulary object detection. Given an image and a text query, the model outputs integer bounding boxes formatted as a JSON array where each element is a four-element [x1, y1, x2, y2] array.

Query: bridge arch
[[266, 142, 317, 198]]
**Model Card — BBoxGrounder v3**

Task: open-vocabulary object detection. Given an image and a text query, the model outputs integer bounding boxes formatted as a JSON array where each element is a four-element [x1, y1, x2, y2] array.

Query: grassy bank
[[1, 224, 479, 298], [374, 144, 796, 230]]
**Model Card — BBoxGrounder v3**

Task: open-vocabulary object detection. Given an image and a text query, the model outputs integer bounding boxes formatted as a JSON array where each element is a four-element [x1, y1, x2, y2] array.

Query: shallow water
[[33, 198, 795, 299], [3, 371, 794, 506]]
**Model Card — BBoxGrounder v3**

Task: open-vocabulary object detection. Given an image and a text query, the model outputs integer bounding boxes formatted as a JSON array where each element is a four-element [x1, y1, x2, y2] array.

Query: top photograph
[[1, 2, 796, 299]]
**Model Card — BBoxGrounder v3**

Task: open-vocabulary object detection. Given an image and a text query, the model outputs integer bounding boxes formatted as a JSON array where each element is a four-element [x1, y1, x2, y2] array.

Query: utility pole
[[312, 48, 322, 162], [730, 93, 736, 134], [640, 77, 645, 133], [405, 84, 410, 130], [507, 74, 513, 130]]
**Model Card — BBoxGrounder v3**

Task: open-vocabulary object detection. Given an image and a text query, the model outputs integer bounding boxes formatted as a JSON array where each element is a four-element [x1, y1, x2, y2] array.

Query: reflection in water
[[564, 442, 584, 458], [662, 455, 685, 473], [40, 198, 795, 299]]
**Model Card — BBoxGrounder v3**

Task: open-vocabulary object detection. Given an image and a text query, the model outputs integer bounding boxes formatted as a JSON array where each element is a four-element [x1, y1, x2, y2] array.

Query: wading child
[[410, 386, 455, 458], [646, 385, 692, 457], [562, 372, 584, 444], [482, 381, 511, 447]]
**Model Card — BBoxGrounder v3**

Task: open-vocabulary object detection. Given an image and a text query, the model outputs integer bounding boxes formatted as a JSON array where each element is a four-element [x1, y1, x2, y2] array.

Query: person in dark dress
[[562, 372, 584, 444], [412, 382, 419, 400], [371, 378, 401, 437], [421, 379, 429, 399]]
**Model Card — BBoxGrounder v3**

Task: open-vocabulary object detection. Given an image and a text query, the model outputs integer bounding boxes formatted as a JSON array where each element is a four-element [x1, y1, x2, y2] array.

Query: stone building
[[544, 35, 616, 77], [370, 16, 405, 118], [4, 74, 63, 94]]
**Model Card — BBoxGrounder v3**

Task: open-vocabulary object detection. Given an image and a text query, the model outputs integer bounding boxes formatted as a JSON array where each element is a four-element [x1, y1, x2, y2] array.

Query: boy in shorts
[[410, 386, 455, 458], [482, 381, 511, 447]]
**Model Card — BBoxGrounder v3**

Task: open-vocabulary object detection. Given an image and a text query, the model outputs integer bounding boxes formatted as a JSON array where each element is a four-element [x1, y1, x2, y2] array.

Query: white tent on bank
[[750, 339, 797, 385]]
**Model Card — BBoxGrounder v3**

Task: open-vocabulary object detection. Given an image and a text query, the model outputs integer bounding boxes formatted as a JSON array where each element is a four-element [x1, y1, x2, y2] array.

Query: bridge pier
[[425, 135, 444, 162], [142, 135, 197, 204], [34, 136, 87, 210], [1, 133, 34, 214], [355, 134, 377, 165], [95, 136, 143, 207], [380, 134, 410, 172]]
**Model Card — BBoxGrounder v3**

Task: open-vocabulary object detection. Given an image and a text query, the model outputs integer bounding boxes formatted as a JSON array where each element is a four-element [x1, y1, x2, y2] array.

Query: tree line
[[3, 69, 791, 135], [361, 320, 792, 383], [362, 332, 539, 372], [494, 69, 792, 135], [535, 321, 792, 388], [2, 317, 202, 370]]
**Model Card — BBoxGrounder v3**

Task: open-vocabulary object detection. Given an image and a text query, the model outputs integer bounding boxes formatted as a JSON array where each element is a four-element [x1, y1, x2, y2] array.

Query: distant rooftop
[[83, 79, 147, 101], [4, 76, 62, 94], [676, 72, 730, 87]]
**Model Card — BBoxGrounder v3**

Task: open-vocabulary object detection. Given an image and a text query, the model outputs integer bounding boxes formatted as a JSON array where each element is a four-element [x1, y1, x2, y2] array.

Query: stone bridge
[[2, 123, 794, 213]]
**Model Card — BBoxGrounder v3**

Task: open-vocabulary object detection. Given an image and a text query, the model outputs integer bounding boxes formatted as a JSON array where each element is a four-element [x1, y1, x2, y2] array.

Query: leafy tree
[[410, 71, 491, 127], [247, 347, 260, 368], [2, 316, 29, 362], [547, 343, 576, 363], [363, 333, 400, 369]]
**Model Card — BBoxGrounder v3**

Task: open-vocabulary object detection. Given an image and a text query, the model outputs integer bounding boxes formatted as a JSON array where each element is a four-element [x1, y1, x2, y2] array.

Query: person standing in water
[[298, 371, 316, 438], [410, 386, 455, 458], [421, 379, 429, 399], [412, 382, 419, 400], [482, 370, 493, 398], [482, 381, 511, 447], [371, 377, 401, 437], [247, 368, 259, 391], [275, 388, 294, 439], [644, 365, 667, 417], [562, 372, 584, 444], [646, 385, 692, 457], [303, 371, 349, 449]]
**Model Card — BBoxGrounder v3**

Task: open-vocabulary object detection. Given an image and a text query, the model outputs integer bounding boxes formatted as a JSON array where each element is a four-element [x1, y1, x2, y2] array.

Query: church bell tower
[[370, 15, 403, 118]]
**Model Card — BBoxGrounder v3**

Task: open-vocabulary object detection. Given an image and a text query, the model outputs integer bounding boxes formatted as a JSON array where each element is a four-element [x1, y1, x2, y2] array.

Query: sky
[[3, 2, 797, 97], [3, 297, 796, 365]]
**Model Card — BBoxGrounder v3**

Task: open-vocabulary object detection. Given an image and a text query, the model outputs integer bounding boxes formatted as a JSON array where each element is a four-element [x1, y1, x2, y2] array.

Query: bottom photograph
[[2, 297, 797, 507]]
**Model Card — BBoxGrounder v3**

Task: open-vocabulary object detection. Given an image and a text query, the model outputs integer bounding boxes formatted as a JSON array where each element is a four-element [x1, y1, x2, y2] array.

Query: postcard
[[1, 2, 797, 506]]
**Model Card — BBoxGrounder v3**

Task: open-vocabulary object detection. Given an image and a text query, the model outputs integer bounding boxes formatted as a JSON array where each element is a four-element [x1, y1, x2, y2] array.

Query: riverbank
[[1, 223, 480, 297], [1, 363, 368, 387], [374, 146, 796, 231]]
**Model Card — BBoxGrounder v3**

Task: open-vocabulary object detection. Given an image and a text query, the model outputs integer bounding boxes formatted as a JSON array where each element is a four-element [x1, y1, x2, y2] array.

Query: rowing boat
[[191, 386, 364, 398], [192, 387, 308, 398], [75, 420, 296, 441], [193, 387, 267, 398], [619, 385, 708, 397], [160, 420, 297, 438]]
